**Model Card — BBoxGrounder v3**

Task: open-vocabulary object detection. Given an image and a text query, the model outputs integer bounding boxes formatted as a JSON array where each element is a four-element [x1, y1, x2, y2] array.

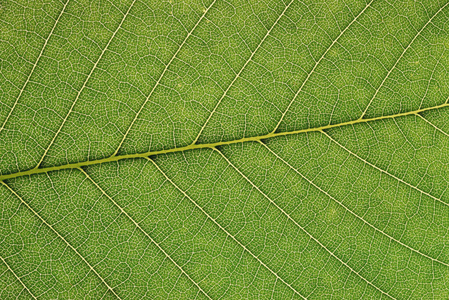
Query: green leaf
[[1, 0, 449, 298]]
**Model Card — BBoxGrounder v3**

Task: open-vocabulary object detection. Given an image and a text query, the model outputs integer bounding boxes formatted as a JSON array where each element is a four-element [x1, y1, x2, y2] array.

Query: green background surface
[[1, 0, 449, 298]]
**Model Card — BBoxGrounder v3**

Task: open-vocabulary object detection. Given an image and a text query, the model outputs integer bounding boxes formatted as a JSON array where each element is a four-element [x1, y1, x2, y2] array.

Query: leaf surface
[[1, 0, 449, 299]]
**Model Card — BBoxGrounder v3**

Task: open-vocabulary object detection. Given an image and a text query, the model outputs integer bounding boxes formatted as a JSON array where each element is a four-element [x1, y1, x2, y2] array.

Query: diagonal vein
[[258, 138, 449, 267], [145, 156, 307, 300], [0, 255, 37, 299], [191, 0, 296, 145], [272, 0, 374, 133], [2, 102, 449, 181], [418, 51, 445, 109], [113, 0, 218, 156], [0, 181, 122, 300], [359, 1, 449, 119], [78, 167, 213, 300], [0, 0, 70, 133], [35, 0, 139, 168], [416, 113, 449, 138], [215, 146, 397, 299], [321, 130, 449, 208]]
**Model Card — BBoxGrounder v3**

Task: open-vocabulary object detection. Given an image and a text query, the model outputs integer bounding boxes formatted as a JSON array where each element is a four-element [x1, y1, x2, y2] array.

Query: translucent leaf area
[[2, 0, 449, 299]]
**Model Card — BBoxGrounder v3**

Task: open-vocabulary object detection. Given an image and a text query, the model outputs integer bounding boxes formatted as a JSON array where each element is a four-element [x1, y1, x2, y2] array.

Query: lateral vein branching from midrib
[[358, 0, 449, 119], [113, 0, 218, 156], [0, 0, 70, 134], [215, 146, 395, 299], [1, 102, 448, 182], [191, 0, 296, 144], [259, 135, 449, 267], [35, 0, 139, 168], [146, 156, 307, 299], [79, 167, 214, 300], [272, 0, 374, 133]]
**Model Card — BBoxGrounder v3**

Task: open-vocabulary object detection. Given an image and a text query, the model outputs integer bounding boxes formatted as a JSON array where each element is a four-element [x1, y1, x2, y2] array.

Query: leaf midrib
[[2, 102, 448, 181]]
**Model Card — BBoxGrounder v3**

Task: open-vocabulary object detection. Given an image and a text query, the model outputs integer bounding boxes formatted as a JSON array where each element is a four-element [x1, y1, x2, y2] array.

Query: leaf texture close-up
[[2, 0, 449, 299]]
